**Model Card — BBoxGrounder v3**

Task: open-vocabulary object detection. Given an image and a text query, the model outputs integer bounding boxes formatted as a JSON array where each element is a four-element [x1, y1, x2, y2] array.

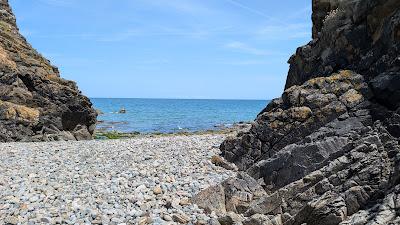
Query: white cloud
[[25, 1, 311, 45], [256, 23, 311, 40], [220, 0, 311, 40], [30, 25, 234, 42], [224, 41, 284, 56], [23, 29, 198, 42]]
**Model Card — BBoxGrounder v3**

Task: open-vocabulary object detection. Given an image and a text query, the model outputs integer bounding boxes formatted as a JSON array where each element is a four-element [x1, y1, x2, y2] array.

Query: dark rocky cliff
[[287, 0, 400, 92], [0, 0, 97, 141], [194, 0, 400, 224]]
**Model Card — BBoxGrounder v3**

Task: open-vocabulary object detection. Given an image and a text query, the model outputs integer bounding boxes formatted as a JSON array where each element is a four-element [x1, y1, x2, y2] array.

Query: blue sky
[[9, 0, 311, 100]]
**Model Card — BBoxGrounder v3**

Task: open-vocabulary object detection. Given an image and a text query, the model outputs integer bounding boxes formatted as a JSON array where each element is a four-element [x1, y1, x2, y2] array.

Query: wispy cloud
[[27, 0, 312, 43], [220, 0, 311, 40], [43, 52, 169, 67], [25, 30, 207, 42], [256, 23, 311, 40], [224, 41, 284, 56], [222, 0, 273, 20], [94, 28, 215, 42], [39, 0, 76, 7], [132, 59, 170, 65], [286, 5, 312, 20], [94, 30, 142, 42], [24, 33, 98, 40], [26, 25, 236, 42], [218, 59, 280, 66], [138, 0, 214, 15]]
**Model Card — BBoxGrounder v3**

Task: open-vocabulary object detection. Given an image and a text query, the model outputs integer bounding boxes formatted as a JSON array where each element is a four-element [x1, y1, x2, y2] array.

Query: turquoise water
[[91, 98, 269, 133]]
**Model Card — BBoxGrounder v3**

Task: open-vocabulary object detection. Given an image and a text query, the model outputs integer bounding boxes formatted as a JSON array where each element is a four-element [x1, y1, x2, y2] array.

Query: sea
[[91, 98, 269, 134]]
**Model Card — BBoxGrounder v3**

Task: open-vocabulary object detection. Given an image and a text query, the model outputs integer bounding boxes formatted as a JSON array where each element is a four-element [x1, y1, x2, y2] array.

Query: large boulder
[[0, 0, 97, 142], [193, 172, 267, 216]]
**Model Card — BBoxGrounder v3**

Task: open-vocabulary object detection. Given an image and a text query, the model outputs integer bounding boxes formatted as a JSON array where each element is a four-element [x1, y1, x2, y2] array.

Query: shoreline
[[94, 121, 252, 140]]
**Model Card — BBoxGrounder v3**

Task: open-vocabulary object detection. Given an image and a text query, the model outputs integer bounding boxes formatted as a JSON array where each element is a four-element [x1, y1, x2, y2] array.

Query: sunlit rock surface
[[196, 1, 400, 224]]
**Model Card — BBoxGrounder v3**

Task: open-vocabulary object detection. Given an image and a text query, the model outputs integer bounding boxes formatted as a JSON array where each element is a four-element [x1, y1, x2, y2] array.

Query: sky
[[9, 0, 311, 100]]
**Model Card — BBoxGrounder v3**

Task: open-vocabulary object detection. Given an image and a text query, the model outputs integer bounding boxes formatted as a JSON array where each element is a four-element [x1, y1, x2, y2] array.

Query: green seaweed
[[94, 131, 140, 140]]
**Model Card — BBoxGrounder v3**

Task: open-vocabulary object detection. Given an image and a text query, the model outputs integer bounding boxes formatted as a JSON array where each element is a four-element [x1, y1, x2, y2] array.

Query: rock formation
[[287, 0, 400, 91], [0, 0, 96, 141], [194, 0, 400, 224]]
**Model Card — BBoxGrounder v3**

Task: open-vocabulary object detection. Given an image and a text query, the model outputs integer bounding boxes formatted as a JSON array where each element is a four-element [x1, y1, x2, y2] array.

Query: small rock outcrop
[[195, 0, 400, 224], [0, 0, 96, 141]]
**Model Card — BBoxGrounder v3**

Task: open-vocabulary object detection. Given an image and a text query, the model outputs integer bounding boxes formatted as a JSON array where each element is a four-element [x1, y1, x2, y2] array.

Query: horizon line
[[89, 97, 271, 101]]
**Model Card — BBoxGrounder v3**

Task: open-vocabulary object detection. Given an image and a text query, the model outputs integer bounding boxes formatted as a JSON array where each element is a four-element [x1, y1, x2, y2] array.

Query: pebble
[[0, 134, 236, 224], [173, 214, 191, 224], [196, 220, 208, 225], [153, 186, 163, 195], [4, 216, 18, 225], [163, 214, 173, 221], [41, 217, 51, 223], [180, 198, 191, 206], [29, 196, 39, 202]]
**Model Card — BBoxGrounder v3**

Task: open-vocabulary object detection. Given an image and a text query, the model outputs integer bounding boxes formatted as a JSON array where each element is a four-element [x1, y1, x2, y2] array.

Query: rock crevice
[[194, 1, 400, 224]]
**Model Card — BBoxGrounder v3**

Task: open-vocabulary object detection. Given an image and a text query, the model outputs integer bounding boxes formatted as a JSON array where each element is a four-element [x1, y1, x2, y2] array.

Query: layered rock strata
[[195, 0, 400, 224]]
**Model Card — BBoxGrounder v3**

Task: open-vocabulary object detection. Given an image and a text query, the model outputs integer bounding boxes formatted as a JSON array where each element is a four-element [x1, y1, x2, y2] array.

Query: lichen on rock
[[195, 0, 400, 224], [0, 100, 39, 123]]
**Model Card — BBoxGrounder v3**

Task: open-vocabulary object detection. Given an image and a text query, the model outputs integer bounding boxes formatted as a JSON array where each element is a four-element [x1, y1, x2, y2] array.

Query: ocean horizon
[[91, 98, 269, 133]]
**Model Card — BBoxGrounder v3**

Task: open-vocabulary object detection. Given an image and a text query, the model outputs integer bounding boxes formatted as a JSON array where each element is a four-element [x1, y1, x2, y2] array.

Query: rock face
[[0, 0, 96, 141], [287, 0, 400, 92], [195, 0, 400, 224]]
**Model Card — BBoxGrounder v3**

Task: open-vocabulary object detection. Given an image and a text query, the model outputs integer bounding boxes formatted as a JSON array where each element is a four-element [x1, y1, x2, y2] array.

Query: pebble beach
[[0, 134, 236, 225]]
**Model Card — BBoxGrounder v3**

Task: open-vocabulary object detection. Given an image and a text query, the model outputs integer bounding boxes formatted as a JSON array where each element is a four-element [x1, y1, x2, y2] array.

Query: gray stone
[[243, 214, 272, 225], [172, 213, 190, 224], [163, 214, 172, 221], [4, 216, 18, 225], [192, 184, 226, 215], [218, 212, 243, 225]]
